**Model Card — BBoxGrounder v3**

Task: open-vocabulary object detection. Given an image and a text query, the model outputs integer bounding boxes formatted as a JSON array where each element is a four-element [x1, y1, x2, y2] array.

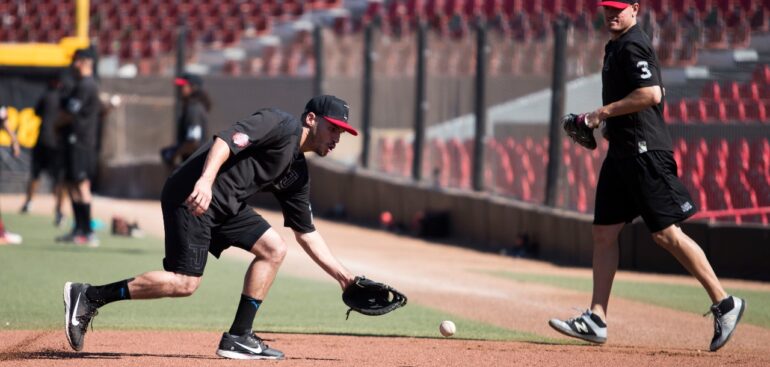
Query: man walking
[[548, 0, 745, 352]]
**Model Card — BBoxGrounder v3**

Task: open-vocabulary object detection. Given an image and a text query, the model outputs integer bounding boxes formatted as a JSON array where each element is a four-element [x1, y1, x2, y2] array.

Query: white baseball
[[439, 320, 456, 337]]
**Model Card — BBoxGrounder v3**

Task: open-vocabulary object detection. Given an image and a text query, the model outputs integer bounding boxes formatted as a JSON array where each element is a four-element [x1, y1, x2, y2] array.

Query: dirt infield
[[2, 330, 768, 367], [2, 194, 770, 366]]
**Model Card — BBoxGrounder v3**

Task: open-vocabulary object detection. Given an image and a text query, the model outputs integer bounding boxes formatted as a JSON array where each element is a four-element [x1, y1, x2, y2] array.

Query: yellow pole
[[76, 0, 89, 40]]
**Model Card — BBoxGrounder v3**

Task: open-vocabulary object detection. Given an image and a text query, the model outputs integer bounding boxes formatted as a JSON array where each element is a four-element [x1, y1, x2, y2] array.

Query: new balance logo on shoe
[[574, 321, 589, 334]]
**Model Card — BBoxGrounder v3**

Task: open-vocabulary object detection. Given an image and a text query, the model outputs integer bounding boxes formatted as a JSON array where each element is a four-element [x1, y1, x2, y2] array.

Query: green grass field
[[0, 213, 553, 342], [487, 271, 770, 329]]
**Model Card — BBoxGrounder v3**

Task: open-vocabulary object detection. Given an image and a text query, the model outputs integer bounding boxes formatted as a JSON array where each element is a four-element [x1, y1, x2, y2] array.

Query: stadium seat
[[685, 99, 707, 123], [702, 98, 727, 123], [702, 81, 722, 100], [754, 64, 770, 85], [723, 99, 747, 123]]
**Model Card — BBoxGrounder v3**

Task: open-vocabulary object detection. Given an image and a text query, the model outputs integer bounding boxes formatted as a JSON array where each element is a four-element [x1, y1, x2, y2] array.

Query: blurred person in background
[[161, 73, 211, 168], [19, 74, 67, 227], [547, 0, 745, 352], [55, 48, 101, 247], [0, 105, 23, 245]]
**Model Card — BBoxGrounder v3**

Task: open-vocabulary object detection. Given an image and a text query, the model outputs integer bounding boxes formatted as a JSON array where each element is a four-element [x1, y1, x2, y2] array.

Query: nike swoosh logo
[[71, 294, 81, 326], [234, 341, 263, 354]]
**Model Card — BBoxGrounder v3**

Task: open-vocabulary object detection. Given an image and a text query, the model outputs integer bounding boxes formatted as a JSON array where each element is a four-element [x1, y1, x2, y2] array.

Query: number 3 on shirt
[[637, 61, 652, 79]]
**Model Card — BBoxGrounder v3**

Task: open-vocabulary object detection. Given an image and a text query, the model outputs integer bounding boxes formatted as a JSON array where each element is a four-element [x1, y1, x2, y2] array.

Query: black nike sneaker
[[63, 282, 99, 351], [216, 332, 285, 360]]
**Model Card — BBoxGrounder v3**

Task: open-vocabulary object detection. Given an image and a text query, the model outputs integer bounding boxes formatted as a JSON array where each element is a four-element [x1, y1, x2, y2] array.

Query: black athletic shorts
[[65, 145, 96, 182], [593, 150, 697, 233], [31, 145, 63, 180], [161, 201, 272, 276]]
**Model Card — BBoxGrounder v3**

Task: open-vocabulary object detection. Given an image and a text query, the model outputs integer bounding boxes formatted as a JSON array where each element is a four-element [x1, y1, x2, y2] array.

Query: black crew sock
[[70, 202, 82, 234], [228, 295, 262, 336], [86, 279, 133, 308], [83, 203, 93, 234]]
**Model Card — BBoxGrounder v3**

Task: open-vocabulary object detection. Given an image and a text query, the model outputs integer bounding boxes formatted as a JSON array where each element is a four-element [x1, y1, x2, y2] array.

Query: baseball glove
[[342, 276, 407, 319], [562, 113, 597, 150]]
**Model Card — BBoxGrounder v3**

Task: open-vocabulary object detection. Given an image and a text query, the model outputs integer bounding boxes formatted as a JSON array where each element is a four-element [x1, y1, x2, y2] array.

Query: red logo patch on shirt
[[232, 132, 250, 148]]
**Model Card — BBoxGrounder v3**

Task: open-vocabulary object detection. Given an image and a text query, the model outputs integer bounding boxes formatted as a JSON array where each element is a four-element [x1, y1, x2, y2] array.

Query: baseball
[[439, 320, 456, 337]]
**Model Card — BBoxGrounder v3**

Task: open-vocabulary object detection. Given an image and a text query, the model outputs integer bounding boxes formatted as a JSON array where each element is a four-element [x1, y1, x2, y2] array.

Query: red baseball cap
[[598, 0, 638, 9], [304, 95, 358, 136], [174, 73, 203, 88]]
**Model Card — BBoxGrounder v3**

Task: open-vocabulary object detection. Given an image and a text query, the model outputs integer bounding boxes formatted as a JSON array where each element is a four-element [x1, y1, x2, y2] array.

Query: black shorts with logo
[[161, 201, 271, 276], [593, 150, 697, 233], [65, 145, 96, 182]]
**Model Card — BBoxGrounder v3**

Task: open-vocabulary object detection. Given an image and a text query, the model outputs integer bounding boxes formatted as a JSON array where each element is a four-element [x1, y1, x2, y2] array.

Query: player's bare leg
[[217, 228, 286, 360], [243, 228, 287, 299], [126, 271, 201, 298], [590, 223, 625, 321], [651, 225, 726, 303], [548, 223, 622, 344], [20, 178, 40, 213], [54, 182, 67, 226], [651, 224, 744, 351]]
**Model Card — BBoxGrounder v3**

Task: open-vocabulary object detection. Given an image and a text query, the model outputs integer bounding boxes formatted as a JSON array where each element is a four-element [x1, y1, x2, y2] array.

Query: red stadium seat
[[702, 81, 722, 100], [702, 98, 727, 123], [739, 82, 761, 101], [723, 99, 747, 122], [753, 64, 770, 85], [743, 102, 767, 123], [684, 99, 707, 123]]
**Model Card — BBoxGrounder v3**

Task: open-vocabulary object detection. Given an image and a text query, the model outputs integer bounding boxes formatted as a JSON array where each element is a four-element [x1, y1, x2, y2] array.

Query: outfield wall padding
[[307, 159, 770, 281]]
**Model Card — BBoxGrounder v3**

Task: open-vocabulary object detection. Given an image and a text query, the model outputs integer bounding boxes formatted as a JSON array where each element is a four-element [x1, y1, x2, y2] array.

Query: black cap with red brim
[[305, 95, 358, 136]]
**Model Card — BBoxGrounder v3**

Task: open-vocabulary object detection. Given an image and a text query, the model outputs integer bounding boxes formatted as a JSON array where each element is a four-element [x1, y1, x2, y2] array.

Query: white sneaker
[[548, 309, 607, 344], [0, 231, 23, 245], [708, 295, 746, 351]]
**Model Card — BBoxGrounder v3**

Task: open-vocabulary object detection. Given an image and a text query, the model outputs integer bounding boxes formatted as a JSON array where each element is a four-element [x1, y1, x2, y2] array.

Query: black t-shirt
[[34, 89, 61, 149], [177, 98, 208, 145], [163, 108, 315, 233], [64, 76, 101, 149], [602, 24, 672, 159]]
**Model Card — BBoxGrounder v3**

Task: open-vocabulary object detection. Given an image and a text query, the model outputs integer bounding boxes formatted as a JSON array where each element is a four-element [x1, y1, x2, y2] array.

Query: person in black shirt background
[[63, 95, 360, 360], [20, 74, 67, 227], [161, 73, 211, 168], [56, 48, 102, 247], [548, 0, 745, 352]]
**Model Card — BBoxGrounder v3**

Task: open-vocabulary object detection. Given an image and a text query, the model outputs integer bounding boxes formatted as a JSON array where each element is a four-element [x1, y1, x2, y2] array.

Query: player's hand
[[584, 110, 602, 129], [185, 177, 214, 216], [11, 140, 20, 157]]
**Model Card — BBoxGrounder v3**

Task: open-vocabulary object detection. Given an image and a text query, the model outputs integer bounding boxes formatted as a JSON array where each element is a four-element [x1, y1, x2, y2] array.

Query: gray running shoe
[[708, 295, 746, 352], [548, 309, 607, 344]]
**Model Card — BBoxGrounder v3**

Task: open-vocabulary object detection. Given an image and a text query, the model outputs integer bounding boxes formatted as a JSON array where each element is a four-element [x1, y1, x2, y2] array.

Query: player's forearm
[[295, 230, 354, 289], [598, 85, 662, 120], [1, 120, 17, 142], [199, 137, 231, 182]]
